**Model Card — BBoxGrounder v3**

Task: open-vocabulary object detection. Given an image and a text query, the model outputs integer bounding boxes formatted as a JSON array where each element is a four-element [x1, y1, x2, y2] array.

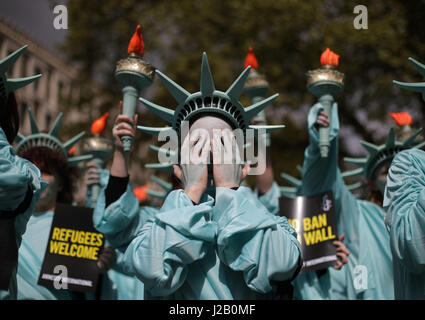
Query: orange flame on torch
[[128, 25, 145, 57], [91, 112, 109, 135], [244, 47, 258, 70], [68, 146, 76, 156], [389, 112, 413, 127], [133, 185, 148, 203], [320, 48, 339, 67]]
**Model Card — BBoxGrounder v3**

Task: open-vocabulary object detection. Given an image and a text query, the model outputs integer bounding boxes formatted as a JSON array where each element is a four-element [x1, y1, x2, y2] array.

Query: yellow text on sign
[[49, 227, 104, 260], [288, 213, 336, 246]]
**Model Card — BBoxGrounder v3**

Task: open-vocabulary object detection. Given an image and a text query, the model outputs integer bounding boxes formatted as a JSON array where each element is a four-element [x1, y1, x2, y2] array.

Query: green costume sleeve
[[214, 186, 302, 294], [92, 171, 158, 251], [383, 149, 425, 299], [0, 127, 44, 216], [114, 187, 301, 299], [300, 103, 359, 253], [121, 190, 216, 297]]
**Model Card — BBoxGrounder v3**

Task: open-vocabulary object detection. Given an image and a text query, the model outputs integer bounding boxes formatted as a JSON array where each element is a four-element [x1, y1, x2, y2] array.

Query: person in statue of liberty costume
[[301, 102, 424, 299], [83, 103, 181, 300], [254, 148, 351, 300], [240, 48, 350, 299], [15, 109, 117, 300], [0, 46, 45, 300], [250, 102, 351, 300], [93, 52, 302, 299], [383, 57, 425, 300], [82, 153, 146, 300]]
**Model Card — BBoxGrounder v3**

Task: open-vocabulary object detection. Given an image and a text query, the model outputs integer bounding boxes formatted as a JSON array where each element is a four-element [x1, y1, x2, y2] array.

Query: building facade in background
[[0, 18, 102, 138]]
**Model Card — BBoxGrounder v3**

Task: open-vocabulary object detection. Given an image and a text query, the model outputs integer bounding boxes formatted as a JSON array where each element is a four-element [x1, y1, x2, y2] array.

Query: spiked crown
[[280, 166, 362, 198], [146, 175, 173, 200], [143, 144, 175, 172], [343, 127, 425, 180], [15, 109, 92, 166], [0, 45, 41, 101], [138, 52, 284, 137], [393, 57, 425, 101]]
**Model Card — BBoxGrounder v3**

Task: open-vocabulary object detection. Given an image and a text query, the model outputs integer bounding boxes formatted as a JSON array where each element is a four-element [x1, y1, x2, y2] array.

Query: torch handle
[[318, 94, 334, 158], [121, 85, 140, 153], [87, 158, 105, 208], [90, 184, 101, 208]]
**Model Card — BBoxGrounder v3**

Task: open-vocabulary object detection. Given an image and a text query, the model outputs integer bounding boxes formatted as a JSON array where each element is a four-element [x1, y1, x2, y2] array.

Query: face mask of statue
[[179, 115, 244, 198]]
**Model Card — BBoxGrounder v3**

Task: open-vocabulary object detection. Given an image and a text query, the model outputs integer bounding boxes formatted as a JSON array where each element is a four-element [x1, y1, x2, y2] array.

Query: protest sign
[[280, 191, 338, 273], [38, 203, 104, 293]]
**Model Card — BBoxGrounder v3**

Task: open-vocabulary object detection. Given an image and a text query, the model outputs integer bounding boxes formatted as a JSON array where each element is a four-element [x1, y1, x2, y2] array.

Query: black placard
[[279, 191, 338, 273], [0, 214, 18, 291], [37, 203, 104, 293]]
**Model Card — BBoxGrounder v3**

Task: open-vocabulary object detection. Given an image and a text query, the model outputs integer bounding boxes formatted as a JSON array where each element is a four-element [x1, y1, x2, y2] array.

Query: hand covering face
[[179, 128, 210, 190], [212, 129, 243, 188]]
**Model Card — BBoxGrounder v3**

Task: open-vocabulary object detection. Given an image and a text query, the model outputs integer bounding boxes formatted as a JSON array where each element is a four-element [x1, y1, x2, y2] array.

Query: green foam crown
[[343, 127, 425, 180], [393, 57, 425, 101], [137, 52, 285, 137], [0, 45, 41, 101], [15, 109, 92, 166]]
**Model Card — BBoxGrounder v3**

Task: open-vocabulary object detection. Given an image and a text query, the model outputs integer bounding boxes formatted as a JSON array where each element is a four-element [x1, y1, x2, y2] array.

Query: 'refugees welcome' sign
[[38, 203, 104, 293]]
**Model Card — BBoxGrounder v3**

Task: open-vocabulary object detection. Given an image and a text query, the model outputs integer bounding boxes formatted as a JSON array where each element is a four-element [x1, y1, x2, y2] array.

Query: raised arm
[[92, 102, 144, 250], [300, 103, 359, 242], [300, 102, 340, 196]]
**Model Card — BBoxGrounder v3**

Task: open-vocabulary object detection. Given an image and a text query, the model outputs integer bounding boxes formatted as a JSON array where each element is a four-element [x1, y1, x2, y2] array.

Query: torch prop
[[115, 25, 155, 152], [306, 48, 344, 158], [243, 46, 271, 157], [82, 112, 114, 207], [244, 47, 270, 122]]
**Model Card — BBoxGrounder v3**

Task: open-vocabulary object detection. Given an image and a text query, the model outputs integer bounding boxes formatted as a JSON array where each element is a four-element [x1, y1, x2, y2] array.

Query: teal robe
[[93, 181, 302, 299], [89, 169, 145, 300], [0, 127, 45, 299], [383, 149, 425, 299], [257, 181, 346, 300], [107, 250, 145, 300]]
